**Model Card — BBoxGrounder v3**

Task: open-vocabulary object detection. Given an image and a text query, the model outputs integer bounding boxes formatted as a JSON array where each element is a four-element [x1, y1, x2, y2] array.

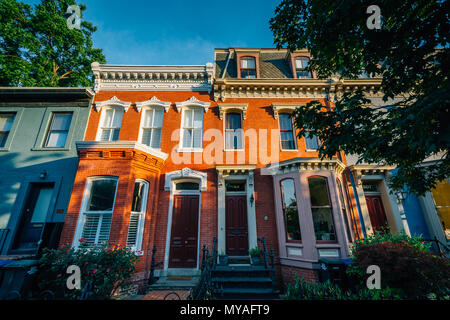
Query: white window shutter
[[126, 213, 140, 249]]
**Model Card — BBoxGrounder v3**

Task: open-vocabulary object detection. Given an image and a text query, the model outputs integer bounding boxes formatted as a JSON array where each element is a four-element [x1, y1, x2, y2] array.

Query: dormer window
[[240, 57, 256, 78], [295, 57, 312, 79]]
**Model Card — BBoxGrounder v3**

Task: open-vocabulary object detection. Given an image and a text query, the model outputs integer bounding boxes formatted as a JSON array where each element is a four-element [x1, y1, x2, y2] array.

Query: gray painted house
[[0, 87, 93, 257]]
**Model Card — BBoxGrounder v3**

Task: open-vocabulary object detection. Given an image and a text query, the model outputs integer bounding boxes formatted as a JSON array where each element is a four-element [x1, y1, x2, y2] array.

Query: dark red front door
[[365, 195, 388, 232], [226, 196, 248, 256], [169, 195, 199, 268]]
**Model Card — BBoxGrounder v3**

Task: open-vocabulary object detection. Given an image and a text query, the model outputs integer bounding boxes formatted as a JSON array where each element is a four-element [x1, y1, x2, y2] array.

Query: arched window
[[126, 180, 149, 253], [280, 179, 301, 242], [295, 57, 312, 79], [240, 57, 257, 78], [308, 176, 337, 242], [77, 177, 118, 247]]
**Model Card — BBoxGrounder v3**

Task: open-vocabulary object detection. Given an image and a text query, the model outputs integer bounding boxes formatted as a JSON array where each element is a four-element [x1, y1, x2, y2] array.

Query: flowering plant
[[36, 241, 140, 300]]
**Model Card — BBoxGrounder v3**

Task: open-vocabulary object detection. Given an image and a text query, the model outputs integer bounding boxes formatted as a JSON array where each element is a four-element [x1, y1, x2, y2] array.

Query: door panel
[[226, 196, 248, 256], [11, 183, 54, 252], [365, 195, 388, 232], [169, 195, 199, 268]]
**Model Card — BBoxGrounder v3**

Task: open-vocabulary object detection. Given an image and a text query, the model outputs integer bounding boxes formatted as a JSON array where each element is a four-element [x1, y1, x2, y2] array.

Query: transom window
[[279, 113, 296, 150], [280, 179, 301, 242], [78, 177, 118, 247], [225, 181, 246, 192], [99, 107, 123, 142], [181, 108, 203, 149], [295, 57, 312, 78], [175, 182, 200, 191], [308, 177, 337, 242], [226, 113, 243, 149], [140, 107, 163, 148], [45, 112, 73, 148], [126, 180, 149, 253], [240, 57, 257, 78], [0, 113, 15, 148]]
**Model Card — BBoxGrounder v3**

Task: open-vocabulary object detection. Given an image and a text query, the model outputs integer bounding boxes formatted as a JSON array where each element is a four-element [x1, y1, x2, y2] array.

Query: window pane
[[51, 113, 72, 130], [46, 131, 68, 148], [312, 208, 336, 241], [151, 128, 162, 148], [112, 128, 120, 141], [305, 134, 319, 150], [0, 132, 8, 148], [131, 182, 146, 212], [183, 129, 192, 148], [183, 109, 193, 127], [279, 114, 293, 130], [226, 113, 241, 130], [225, 182, 246, 192], [141, 128, 152, 146], [193, 109, 203, 128], [281, 132, 295, 150], [103, 109, 114, 127], [241, 58, 248, 69], [176, 182, 199, 190], [281, 179, 301, 241], [247, 58, 256, 69], [0, 113, 15, 131], [153, 109, 163, 127], [308, 177, 331, 206], [112, 109, 123, 128], [143, 109, 153, 127], [87, 179, 117, 211], [193, 128, 202, 148]]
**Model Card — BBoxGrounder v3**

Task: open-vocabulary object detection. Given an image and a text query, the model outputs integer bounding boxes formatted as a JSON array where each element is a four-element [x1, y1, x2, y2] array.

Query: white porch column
[[246, 170, 258, 251], [217, 172, 226, 255]]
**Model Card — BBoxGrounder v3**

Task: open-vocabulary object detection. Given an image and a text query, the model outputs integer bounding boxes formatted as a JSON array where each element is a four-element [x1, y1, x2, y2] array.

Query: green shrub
[[285, 276, 403, 300], [249, 247, 261, 257], [349, 240, 450, 299], [36, 241, 140, 300]]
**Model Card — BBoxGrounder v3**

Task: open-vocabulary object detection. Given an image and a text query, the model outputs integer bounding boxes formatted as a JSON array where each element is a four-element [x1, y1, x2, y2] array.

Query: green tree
[[0, 0, 106, 87], [270, 0, 449, 195]]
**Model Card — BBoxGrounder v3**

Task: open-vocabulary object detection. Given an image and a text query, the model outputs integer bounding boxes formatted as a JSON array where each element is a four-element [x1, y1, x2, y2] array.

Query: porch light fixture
[[40, 170, 47, 180], [250, 194, 254, 206]]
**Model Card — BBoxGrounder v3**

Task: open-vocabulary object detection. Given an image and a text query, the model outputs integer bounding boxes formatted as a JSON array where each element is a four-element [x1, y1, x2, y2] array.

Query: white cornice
[[263, 158, 346, 176], [91, 62, 214, 93], [94, 96, 132, 112], [175, 96, 210, 112], [217, 103, 248, 120], [271, 103, 306, 119], [135, 96, 172, 113], [76, 141, 169, 160]]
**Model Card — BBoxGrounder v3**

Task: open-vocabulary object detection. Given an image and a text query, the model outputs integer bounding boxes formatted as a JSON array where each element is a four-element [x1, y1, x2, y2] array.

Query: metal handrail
[[188, 237, 217, 300], [423, 236, 450, 257]]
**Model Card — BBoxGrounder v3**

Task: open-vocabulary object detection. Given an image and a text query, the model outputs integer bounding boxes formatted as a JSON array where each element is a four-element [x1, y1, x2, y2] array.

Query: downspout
[[348, 169, 367, 238]]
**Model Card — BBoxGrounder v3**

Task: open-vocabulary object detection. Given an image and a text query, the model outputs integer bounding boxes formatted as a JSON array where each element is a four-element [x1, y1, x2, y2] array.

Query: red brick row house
[[59, 48, 382, 289]]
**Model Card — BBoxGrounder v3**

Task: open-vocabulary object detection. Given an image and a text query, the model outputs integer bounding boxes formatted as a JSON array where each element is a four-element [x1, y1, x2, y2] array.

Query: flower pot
[[250, 256, 261, 265], [219, 256, 228, 266]]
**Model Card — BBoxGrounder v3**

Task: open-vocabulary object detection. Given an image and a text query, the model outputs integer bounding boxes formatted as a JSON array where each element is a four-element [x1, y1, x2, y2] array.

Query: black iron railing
[[188, 237, 217, 300], [257, 237, 276, 287], [423, 236, 450, 258], [148, 244, 163, 286]]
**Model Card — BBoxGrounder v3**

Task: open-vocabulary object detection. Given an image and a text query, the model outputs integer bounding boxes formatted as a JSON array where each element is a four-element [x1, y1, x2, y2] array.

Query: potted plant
[[218, 251, 228, 265], [249, 247, 261, 265]]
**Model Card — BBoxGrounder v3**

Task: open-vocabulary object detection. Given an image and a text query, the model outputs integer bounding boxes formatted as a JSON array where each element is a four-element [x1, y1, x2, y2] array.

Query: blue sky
[[25, 0, 280, 65]]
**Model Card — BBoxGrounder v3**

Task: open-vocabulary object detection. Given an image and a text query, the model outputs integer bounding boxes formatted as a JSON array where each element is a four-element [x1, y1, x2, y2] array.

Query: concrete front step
[[212, 288, 280, 300], [149, 277, 200, 290]]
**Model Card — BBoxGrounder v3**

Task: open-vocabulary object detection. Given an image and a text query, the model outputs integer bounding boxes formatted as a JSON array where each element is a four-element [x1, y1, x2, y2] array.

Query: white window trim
[[95, 106, 125, 142], [126, 179, 149, 255], [223, 111, 245, 151], [278, 113, 298, 152], [178, 107, 204, 152], [72, 176, 119, 249], [137, 106, 165, 150]]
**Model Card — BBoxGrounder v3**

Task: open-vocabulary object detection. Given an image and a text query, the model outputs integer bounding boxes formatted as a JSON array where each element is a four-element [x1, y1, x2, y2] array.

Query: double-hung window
[[304, 128, 320, 150], [279, 113, 296, 150], [280, 179, 301, 242], [181, 108, 203, 150], [44, 112, 73, 148], [126, 180, 148, 253], [77, 177, 118, 247], [240, 57, 257, 78], [99, 107, 123, 141], [295, 57, 312, 79], [225, 113, 243, 149], [0, 113, 15, 148], [308, 177, 337, 242], [140, 107, 163, 148]]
